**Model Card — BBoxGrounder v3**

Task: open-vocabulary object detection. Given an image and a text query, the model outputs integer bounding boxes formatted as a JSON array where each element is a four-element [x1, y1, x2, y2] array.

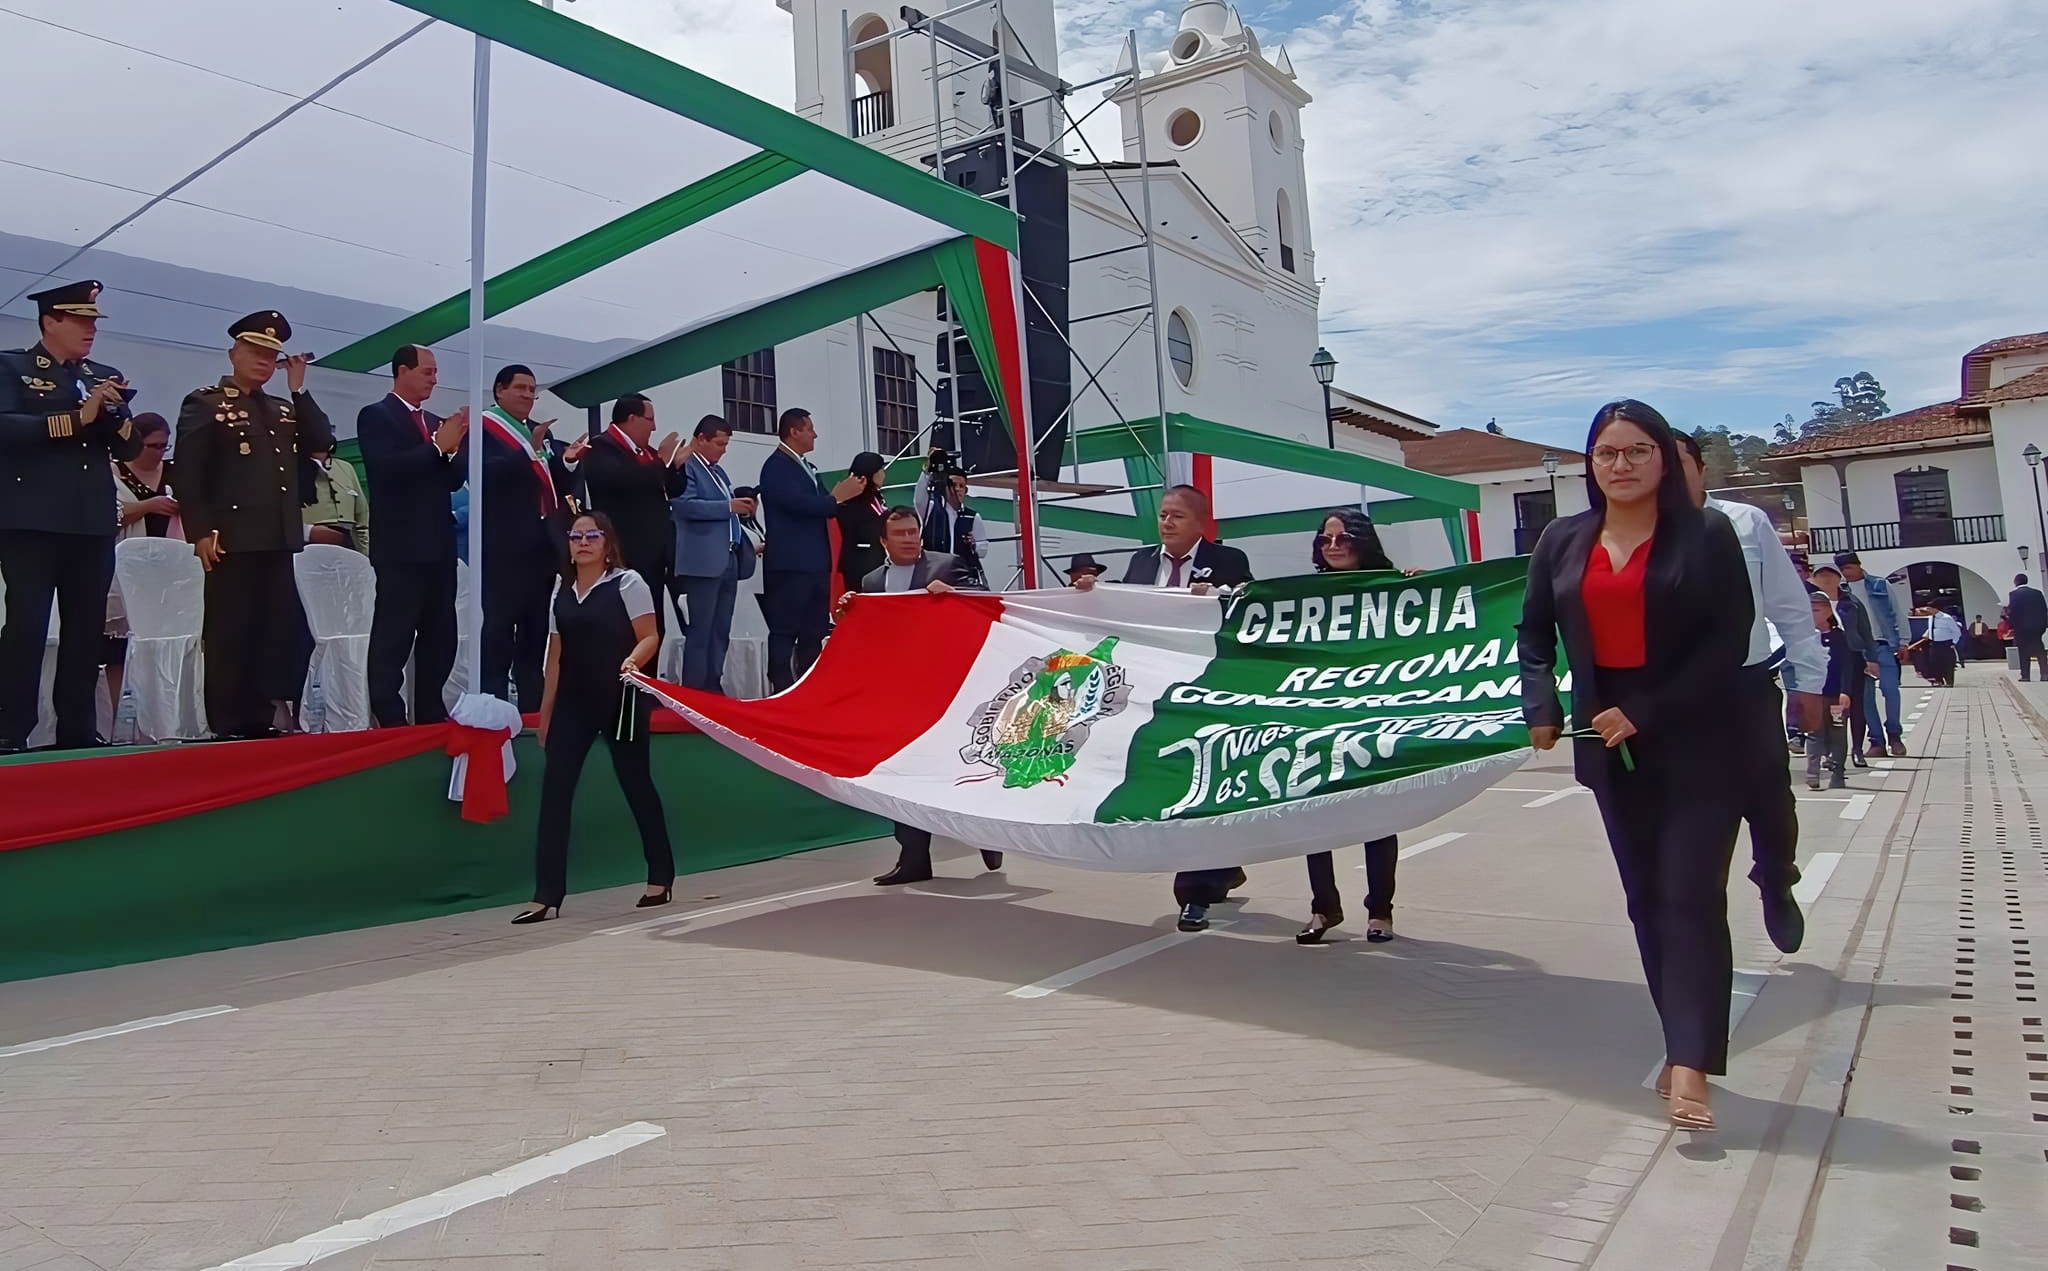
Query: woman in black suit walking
[[1298, 508, 1407, 946], [1517, 399, 1754, 1131], [512, 511, 675, 924]]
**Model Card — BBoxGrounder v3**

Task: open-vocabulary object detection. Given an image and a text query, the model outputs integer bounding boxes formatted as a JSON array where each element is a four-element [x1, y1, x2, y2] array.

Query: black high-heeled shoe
[[510, 905, 559, 925], [636, 887, 673, 909], [1295, 911, 1343, 945]]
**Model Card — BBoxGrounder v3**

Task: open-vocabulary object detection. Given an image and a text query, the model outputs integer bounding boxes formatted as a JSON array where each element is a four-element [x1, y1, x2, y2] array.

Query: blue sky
[[582, 0, 2046, 449]]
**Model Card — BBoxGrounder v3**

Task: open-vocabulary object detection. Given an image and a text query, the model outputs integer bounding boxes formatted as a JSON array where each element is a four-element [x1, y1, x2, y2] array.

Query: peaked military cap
[[229, 310, 290, 351], [27, 280, 106, 319]]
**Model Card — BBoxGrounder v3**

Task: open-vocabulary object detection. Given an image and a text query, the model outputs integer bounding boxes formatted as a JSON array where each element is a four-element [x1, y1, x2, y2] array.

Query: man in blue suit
[[1835, 552, 1907, 757], [356, 345, 469, 727], [672, 415, 757, 692], [756, 408, 863, 692]]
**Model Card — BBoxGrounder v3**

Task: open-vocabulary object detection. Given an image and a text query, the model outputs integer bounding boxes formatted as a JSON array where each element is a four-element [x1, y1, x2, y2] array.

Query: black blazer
[[355, 394, 462, 566], [0, 343, 143, 536], [579, 431, 683, 583], [2009, 585, 2048, 639], [466, 420, 576, 560], [1516, 506, 1752, 779], [835, 494, 888, 585], [1121, 539, 1253, 587]]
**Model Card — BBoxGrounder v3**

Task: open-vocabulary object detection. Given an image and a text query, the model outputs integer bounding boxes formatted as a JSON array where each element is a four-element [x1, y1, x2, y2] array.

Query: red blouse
[[1583, 537, 1652, 668]]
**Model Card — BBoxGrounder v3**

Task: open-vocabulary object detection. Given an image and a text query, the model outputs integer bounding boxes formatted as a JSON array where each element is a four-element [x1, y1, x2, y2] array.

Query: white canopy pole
[[465, 34, 492, 693]]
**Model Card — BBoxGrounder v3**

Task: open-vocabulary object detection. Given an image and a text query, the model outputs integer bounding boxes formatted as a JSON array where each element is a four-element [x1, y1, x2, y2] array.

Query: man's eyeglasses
[[566, 529, 606, 544], [1590, 443, 1658, 468], [1316, 532, 1356, 548], [140, 441, 169, 451]]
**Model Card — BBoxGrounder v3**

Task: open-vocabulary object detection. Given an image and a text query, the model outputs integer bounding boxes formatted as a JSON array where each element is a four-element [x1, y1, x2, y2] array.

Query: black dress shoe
[[0, 738, 25, 755], [1177, 903, 1209, 932], [1762, 888, 1805, 954], [873, 866, 934, 886], [636, 887, 673, 908], [980, 850, 1004, 871]]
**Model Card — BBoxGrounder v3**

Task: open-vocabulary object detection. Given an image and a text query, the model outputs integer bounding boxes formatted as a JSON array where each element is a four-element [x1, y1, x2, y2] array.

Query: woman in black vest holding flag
[[513, 511, 674, 924]]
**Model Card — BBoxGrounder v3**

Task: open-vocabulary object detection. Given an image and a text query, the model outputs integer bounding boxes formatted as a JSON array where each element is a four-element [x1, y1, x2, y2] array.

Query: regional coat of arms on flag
[[959, 637, 1130, 788]]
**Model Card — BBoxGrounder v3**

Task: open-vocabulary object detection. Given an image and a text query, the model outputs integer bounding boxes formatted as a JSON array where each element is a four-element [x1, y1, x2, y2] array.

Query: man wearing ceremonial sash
[[474, 365, 585, 711]]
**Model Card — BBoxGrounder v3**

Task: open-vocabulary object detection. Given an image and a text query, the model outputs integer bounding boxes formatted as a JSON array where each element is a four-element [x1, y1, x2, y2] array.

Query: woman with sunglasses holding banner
[[1516, 399, 1753, 1132], [512, 510, 675, 924], [1296, 507, 1414, 946]]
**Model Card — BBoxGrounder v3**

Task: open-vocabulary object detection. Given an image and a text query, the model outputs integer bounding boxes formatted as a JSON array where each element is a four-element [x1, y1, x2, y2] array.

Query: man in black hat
[[176, 311, 334, 739], [0, 280, 142, 750]]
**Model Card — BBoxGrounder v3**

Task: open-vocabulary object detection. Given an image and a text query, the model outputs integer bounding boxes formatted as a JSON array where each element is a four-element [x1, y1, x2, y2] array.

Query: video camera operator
[[914, 444, 984, 589]]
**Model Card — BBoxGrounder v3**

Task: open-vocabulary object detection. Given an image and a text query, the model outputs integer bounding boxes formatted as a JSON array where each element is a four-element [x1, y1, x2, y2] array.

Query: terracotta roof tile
[[1763, 400, 1987, 460], [1966, 366, 2048, 407], [1961, 330, 2048, 397], [1401, 428, 1584, 477]]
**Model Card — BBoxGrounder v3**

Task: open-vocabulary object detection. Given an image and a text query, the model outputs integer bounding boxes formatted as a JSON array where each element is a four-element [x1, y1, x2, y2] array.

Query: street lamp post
[[1310, 346, 1337, 450], [1541, 448, 1559, 501], [2027, 444, 2046, 567]]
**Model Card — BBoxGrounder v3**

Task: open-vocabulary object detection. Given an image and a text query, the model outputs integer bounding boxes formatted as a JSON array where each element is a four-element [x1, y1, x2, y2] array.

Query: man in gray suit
[[859, 506, 1002, 885], [671, 415, 756, 692]]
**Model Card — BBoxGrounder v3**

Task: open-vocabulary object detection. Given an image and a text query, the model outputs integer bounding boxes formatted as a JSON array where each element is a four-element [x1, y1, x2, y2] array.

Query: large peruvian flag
[[631, 559, 1538, 872]]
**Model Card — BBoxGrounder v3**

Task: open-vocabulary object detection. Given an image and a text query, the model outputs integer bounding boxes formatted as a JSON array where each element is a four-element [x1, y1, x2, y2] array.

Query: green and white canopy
[[0, 0, 1021, 408]]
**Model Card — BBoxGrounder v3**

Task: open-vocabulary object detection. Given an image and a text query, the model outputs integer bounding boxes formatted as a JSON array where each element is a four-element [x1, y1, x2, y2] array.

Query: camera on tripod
[[926, 444, 966, 477]]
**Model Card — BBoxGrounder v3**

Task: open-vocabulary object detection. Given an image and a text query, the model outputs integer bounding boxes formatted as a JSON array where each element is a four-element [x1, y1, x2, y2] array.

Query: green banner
[[1096, 556, 1547, 824]]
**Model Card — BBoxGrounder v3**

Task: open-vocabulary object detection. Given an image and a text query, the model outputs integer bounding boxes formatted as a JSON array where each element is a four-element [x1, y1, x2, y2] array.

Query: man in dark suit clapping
[[357, 345, 468, 727], [580, 392, 684, 630], [1072, 484, 1253, 931], [857, 506, 1002, 886], [757, 407, 864, 693]]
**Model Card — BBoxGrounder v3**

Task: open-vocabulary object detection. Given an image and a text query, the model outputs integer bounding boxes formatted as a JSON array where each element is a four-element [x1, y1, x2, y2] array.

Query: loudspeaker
[[928, 141, 1071, 481]]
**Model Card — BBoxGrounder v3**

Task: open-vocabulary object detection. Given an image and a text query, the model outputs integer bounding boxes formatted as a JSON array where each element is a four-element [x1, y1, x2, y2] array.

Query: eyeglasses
[[141, 441, 169, 451], [566, 529, 606, 544], [1316, 533, 1356, 548], [1590, 443, 1659, 468]]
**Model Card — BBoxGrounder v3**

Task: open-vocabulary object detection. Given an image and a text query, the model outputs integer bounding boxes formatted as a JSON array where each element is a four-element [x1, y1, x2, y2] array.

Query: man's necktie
[[1167, 554, 1188, 587], [410, 408, 430, 443]]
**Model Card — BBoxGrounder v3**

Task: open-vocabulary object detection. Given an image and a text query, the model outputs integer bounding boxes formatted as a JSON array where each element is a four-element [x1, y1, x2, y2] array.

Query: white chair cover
[[657, 587, 689, 683], [723, 568, 770, 700], [114, 537, 207, 741], [293, 545, 376, 733], [446, 559, 477, 712]]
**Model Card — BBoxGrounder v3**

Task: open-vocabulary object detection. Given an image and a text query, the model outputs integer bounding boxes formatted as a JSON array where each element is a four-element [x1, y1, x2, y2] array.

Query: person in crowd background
[[758, 408, 864, 693], [2007, 574, 2047, 681], [0, 280, 141, 752], [357, 345, 468, 727], [1835, 552, 1907, 758], [1925, 606, 1961, 686], [858, 506, 1001, 887], [104, 411, 177, 715], [1518, 398, 1754, 1133], [672, 415, 755, 693], [915, 447, 983, 588], [834, 451, 890, 594], [1676, 434, 1825, 954], [475, 364, 582, 711], [579, 392, 683, 632], [1296, 507, 1404, 946], [1073, 484, 1254, 933], [1804, 588, 1855, 791], [176, 311, 333, 740], [513, 511, 673, 924], [1811, 564, 1880, 768], [301, 439, 368, 553]]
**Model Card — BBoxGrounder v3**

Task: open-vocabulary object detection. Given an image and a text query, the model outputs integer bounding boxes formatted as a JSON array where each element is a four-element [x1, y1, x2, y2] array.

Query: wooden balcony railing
[[1807, 514, 2004, 555]]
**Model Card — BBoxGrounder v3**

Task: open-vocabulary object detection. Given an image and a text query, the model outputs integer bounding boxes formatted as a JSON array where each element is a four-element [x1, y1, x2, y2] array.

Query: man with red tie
[[578, 392, 685, 633], [474, 364, 585, 711], [356, 345, 469, 727]]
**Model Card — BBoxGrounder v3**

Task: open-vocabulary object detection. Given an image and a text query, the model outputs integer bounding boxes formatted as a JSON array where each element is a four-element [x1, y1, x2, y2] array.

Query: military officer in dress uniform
[[176, 311, 334, 739], [0, 280, 142, 752]]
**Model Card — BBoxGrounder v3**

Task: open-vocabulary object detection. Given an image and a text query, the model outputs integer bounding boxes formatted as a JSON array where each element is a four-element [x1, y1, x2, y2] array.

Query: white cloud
[[562, 0, 2047, 441]]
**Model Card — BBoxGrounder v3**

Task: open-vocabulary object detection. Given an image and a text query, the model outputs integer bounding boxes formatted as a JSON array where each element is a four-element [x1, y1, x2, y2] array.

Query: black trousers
[[1737, 671, 1801, 894], [368, 557, 456, 726], [483, 547, 554, 711], [1580, 693, 1742, 1074], [1173, 866, 1247, 908], [888, 822, 1002, 875], [2020, 633, 2048, 680], [0, 529, 113, 747], [1306, 836, 1398, 921], [202, 549, 306, 737], [761, 569, 830, 693], [533, 704, 674, 908]]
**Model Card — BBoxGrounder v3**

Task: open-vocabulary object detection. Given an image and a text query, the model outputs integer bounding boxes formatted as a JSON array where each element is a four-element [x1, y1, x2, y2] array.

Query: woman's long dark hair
[[560, 510, 625, 583], [1584, 399, 1694, 518], [1310, 507, 1395, 573]]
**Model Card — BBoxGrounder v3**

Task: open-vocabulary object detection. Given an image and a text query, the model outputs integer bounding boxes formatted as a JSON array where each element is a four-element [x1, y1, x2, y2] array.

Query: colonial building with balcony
[[1766, 330, 2048, 620]]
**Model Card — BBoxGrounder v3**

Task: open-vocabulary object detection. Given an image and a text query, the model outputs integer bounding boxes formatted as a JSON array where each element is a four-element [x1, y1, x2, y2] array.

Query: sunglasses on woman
[[566, 529, 606, 544], [1317, 532, 1356, 548]]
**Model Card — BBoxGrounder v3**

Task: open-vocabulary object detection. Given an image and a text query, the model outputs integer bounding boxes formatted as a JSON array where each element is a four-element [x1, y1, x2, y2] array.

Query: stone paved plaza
[[2, 674, 2045, 1270]]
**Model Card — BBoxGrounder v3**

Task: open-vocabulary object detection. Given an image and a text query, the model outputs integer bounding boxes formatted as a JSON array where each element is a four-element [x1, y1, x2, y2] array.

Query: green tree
[[1804, 371, 1889, 434]]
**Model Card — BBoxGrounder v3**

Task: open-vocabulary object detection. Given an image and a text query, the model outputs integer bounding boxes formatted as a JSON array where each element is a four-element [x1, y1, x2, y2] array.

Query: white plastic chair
[[724, 569, 770, 700], [294, 545, 376, 733], [114, 537, 207, 741]]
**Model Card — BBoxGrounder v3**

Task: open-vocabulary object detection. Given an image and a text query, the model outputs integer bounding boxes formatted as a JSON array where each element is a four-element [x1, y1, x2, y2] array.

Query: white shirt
[[884, 562, 917, 593], [1929, 611, 1963, 643], [1152, 548, 1197, 588], [547, 568, 655, 634], [1708, 497, 1826, 689]]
